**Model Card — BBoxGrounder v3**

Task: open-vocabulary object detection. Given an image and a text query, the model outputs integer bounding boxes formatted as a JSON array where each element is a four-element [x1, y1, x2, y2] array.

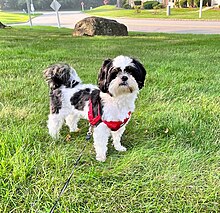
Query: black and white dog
[[44, 56, 146, 162]]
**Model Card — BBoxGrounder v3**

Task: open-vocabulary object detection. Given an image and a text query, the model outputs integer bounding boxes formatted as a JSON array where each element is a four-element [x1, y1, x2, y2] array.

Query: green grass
[[86, 5, 220, 20], [0, 27, 220, 212], [0, 11, 38, 24]]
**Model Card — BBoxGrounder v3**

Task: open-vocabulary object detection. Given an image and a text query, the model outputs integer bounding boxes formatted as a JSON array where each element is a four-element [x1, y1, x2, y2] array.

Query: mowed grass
[[0, 11, 38, 24], [0, 27, 220, 212], [86, 5, 220, 20]]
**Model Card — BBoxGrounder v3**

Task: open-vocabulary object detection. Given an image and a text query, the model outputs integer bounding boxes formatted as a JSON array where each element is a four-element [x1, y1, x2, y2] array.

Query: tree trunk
[[116, 0, 123, 8]]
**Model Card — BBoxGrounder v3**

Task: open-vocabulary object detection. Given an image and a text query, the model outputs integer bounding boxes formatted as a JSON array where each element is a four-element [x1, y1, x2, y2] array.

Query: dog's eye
[[109, 68, 121, 79], [110, 71, 118, 80], [125, 66, 135, 74], [115, 68, 122, 72]]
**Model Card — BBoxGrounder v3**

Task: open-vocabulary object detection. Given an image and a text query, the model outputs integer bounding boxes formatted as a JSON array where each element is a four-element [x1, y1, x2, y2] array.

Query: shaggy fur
[[44, 56, 146, 161]]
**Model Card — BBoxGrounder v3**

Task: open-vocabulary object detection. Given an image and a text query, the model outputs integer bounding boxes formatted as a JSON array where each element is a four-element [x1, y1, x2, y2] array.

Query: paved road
[[14, 11, 220, 34], [117, 18, 220, 34]]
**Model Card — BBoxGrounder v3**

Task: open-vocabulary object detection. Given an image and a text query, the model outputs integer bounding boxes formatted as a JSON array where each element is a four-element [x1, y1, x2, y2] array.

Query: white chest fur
[[100, 92, 138, 121]]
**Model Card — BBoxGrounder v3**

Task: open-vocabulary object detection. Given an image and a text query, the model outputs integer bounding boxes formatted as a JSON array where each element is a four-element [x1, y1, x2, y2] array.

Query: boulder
[[73, 17, 128, 36], [0, 22, 11, 29]]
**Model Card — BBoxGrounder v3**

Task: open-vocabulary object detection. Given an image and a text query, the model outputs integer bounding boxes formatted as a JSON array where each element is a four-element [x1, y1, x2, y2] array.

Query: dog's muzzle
[[119, 76, 128, 86]]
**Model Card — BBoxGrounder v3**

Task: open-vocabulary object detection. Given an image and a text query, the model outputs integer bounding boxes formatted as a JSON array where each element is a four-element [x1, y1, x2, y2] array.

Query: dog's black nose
[[121, 76, 128, 82]]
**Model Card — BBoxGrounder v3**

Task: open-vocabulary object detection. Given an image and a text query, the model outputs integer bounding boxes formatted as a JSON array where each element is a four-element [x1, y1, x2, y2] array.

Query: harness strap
[[88, 99, 101, 126], [88, 98, 131, 131], [103, 112, 131, 131]]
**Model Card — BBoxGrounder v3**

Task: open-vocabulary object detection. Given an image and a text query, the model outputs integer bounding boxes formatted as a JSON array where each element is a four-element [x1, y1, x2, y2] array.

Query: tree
[[116, 0, 123, 7], [0, 0, 5, 9]]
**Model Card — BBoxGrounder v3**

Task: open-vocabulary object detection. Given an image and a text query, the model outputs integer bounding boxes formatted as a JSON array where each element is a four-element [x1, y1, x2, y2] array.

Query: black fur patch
[[70, 89, 102, 125], [90, 89, 102, 120], [66, 80, 79, 88], [109, 68, 122, 81], [50, 89, 62, 114], [70, 88, 91, 110]]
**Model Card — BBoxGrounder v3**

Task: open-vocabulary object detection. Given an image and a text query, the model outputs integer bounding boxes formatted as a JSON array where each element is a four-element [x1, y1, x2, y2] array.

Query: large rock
[[0, 22, 11, 29], [73, 17, 128, 36]]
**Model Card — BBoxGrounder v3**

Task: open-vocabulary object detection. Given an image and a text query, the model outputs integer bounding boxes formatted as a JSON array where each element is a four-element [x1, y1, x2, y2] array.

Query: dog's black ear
[[98, 58, 112, 93], [132, 58, 147, 89]]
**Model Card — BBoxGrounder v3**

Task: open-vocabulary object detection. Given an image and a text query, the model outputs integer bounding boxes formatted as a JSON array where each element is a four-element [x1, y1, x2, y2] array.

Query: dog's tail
[[43, 63, 82, 90]]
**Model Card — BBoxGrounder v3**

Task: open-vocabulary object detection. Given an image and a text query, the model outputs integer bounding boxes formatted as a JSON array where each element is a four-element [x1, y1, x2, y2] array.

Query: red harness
[[88, 99, 131, 131]]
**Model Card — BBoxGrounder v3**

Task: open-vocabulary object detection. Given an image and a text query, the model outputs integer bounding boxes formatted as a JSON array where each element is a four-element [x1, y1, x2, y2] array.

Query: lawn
[[86, 5, 220, 20], [0, 27, 220, 212], [0, 11, 38, 24]]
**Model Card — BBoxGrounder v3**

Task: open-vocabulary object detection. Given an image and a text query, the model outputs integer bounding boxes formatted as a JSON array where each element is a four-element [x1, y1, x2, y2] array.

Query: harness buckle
[[86, 125, 93, 141]]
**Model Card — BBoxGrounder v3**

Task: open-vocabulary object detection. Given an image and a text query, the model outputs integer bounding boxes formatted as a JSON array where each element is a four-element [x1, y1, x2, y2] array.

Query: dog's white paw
[[69, 127, 80, 133], [49, 132, 59, 140], [96, 155, 106, 162], [115, 145, 127, 152]]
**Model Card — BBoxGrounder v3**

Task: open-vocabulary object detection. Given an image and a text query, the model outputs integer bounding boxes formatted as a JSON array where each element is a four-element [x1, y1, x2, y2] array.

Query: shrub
[[175, 0, 180, 7], [134, 0, 142, 5], [152, 1, 160, 7], [153, 3, 163, 9], [187, 0, 194, 7], [179, 0, 187, 7], [194, 0, 208, 6], [143, 1, 159, 9], [123, 3, 131, 9]]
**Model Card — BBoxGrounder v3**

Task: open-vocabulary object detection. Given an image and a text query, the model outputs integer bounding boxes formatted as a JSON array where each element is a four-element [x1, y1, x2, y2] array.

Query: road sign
[[26, 0, 32, 27], [50, 0, 61, 28], [81, 2, 84, 11], [199, 0, 203, 18], [50, 0, 61, 12], [30, 3, 35, 12]]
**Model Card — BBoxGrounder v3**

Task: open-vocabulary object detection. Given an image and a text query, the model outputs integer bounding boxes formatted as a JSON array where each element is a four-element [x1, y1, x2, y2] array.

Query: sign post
[[167, 5, 171, 16], [30, 0, 35, 14], [30, 3, 35, 14], [81, 2, 84, 11], [50, 0, 61, 28], [199, 0, 203, 18], [26, 0, 32, 27]]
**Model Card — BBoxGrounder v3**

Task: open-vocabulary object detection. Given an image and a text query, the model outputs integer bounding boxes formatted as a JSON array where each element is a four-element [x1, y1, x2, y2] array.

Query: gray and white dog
[[44, 56, 146, 161]]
